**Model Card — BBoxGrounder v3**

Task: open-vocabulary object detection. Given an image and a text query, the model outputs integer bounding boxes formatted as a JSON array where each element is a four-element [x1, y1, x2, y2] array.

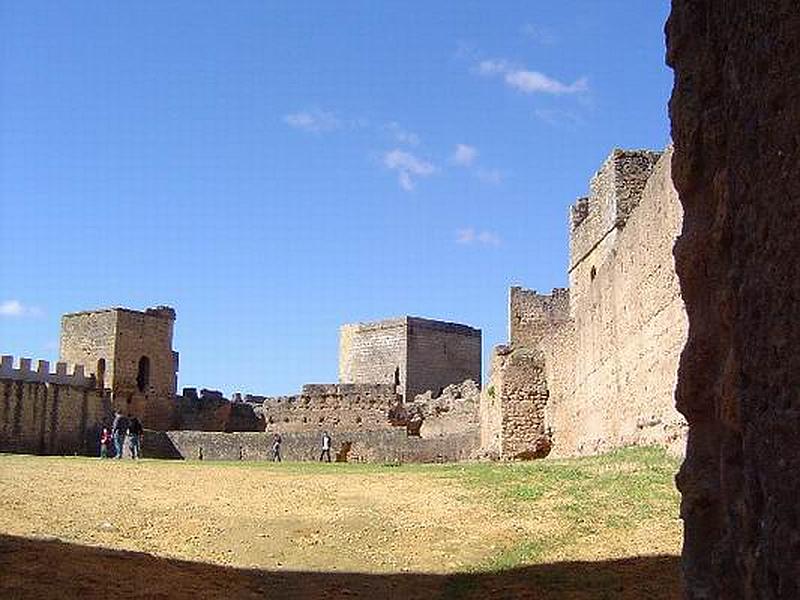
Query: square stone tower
[[59, 306, 178, 426], [339, 316, 481, 402]]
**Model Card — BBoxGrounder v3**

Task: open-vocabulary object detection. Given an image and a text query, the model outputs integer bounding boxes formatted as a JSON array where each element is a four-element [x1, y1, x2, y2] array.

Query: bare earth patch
[[0, 449, 682, 599]]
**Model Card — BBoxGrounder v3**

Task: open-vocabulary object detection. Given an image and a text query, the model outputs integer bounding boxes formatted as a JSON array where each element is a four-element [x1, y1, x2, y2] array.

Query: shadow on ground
[[0, 534, 680, 599]]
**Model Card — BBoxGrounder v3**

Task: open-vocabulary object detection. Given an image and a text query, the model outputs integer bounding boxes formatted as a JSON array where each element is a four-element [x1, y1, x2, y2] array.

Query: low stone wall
[[143, 428, 479, 463]]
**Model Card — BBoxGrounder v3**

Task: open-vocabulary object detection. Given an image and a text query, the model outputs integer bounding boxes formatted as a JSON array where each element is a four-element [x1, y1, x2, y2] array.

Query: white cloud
[[521, 23, 556, 45], [284, 109, 342, 133], [506, 71, 587, 95], [456, 228, 501, 246], [0, 300, 42, 318], [451, 144, 478, 167], [477, 59, 588, 95], [476, 168, 505, 185], [386, 122, 420, 146], [384, 149, 436, 191]]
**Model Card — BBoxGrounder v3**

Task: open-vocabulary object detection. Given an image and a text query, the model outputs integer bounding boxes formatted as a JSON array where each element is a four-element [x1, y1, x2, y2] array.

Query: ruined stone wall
[[507, 287, 575, 447], [541, 148, 687, 457], [479, 345, 550, 459], [257, 383, 400, 433], [0, 356, 111, 455], [405, 318, 481, 402], [667, 2, 800, 597], [143, 428, 479, 463], [339, 319, 407, 396]]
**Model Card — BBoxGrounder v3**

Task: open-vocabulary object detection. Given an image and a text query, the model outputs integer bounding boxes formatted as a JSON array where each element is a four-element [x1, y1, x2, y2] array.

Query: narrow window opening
[[590, 266, 597, 281], [136, 356, 150, 392], [96, 358, 106, 389]]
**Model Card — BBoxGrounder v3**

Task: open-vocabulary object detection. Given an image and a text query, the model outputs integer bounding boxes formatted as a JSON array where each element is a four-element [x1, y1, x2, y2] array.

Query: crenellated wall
[[0, 355, 112, 455]]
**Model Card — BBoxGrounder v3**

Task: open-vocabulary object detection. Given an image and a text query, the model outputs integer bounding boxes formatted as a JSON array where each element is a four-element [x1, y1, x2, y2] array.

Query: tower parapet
[[569, 149, 662, 272]]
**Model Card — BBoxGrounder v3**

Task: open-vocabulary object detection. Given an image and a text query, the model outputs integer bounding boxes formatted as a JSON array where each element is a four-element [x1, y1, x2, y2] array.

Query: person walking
[[127, 414, 143, 459], [111, 411, 128, 459], [99, 427, 111, 459], [319, 431, 332, 463], [272, 433, 282, 462]]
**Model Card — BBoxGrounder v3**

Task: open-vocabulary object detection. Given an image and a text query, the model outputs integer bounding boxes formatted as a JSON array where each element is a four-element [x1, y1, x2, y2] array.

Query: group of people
[[99, 411, 144, 459], [270, 430, 332, 462]]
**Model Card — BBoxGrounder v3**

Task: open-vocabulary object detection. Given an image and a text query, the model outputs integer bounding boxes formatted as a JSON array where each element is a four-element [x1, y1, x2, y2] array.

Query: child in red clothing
[[99, 427, 111, 459]]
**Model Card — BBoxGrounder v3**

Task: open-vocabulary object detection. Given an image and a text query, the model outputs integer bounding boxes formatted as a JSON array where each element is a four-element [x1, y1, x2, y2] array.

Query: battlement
[[569, 148, 662, 271], [0, 354, 96, 388], [342, 316, 480, 338], [62, 305, 176, 321], [508, 287, 571, 348]]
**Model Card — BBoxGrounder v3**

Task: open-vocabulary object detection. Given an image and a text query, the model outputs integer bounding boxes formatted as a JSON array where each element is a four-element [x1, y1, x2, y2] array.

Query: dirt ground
[[0, 454, 682, 599]]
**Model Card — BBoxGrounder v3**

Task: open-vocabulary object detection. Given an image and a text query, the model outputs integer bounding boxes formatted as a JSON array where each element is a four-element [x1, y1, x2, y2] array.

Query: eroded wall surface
[[0, 365, 111, 456], [509, 149, 687, 458], [257, 384, 399, 433], [559, 149, 687, 456], [667, 1, 800, 596]]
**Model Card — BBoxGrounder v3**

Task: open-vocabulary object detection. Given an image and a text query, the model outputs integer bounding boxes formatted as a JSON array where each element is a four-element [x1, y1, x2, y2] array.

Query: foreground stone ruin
[[668, 1, 800, 597]]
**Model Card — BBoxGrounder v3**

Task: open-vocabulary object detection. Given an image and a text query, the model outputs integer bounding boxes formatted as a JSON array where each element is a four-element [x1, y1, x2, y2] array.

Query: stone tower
[[59, 306, 178, 428], [339, 316, 481, 402]]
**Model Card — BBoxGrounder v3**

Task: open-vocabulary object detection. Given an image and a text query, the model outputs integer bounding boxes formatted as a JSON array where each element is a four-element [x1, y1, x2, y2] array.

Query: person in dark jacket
[[127, 415, 143, 459], [111, 411, 128, 459], [319, 431, 332, 463], [272, 433, 282, 462]]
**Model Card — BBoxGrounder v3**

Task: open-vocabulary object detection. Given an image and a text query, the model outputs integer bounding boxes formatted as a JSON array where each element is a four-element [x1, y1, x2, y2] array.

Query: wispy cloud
[[283, 109, 342, 133], [385, 122, 420, 146], [521, 23, 556, 45], [451, 144, 478, 167], [456, 228, 502, 246], [384, 149, 437, 191], [475, 168, 505, 185], [0, 300, 42, 318], [477, 59, 587, 95]]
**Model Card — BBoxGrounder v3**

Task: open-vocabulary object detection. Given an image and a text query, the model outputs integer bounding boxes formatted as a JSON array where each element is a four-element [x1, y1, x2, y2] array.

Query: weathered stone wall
[[339, 319, 407, 395], [412, 379, 480, 439], [0, 357, 112, 456], [548, 148, 688, 456], [59, 310, 117, 388], [60, 306, 178, 430], [339, 317, 481, 402], [667, 2, 800, 597], [405, 318, 482, 402], [174, 388, 263, 432], [143, 428, 479, 463], [479, 345, 550, 460], [257, 383, 400, 433]]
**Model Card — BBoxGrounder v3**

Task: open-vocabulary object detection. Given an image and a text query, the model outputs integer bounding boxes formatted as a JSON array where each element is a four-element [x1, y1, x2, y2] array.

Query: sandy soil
[[0, 456, 518, 574]]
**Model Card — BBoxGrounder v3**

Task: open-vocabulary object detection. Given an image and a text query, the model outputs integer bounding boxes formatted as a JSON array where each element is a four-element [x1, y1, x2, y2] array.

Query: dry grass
[[0, 447, 682, 599]]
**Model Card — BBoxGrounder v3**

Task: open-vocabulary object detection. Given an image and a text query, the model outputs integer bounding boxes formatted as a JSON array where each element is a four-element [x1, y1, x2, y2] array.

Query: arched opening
[[136, 356, 150, 392], [96, 358, 106, 390], [590, 265, 597, 282]]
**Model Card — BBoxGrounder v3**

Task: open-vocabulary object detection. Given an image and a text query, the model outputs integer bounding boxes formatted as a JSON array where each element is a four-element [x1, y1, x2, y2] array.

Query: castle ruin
[[2, 151, 689, 463]]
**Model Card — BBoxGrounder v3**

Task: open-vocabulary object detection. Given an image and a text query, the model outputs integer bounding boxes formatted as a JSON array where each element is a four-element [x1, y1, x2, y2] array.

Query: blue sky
[[0, 1, 672, 395]]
